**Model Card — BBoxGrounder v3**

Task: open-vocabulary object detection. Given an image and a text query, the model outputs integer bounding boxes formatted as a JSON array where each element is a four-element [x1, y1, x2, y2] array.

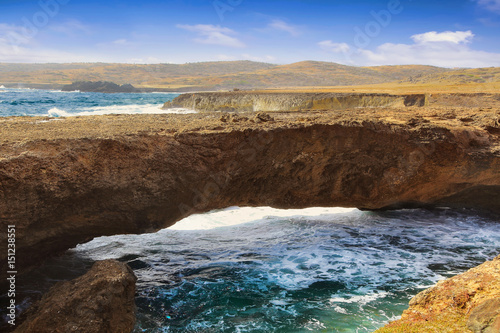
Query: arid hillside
[[401, 66, 500, 85], [0, 61, 450, 91]]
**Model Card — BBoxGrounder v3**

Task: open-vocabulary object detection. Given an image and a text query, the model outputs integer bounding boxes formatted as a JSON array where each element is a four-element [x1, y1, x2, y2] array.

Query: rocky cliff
[[14, 260, 137, 333], [163, 92, 428, 112], [164, 91, 500, 113], [376, 255, 500, 333], [0, 104, 499, 274]]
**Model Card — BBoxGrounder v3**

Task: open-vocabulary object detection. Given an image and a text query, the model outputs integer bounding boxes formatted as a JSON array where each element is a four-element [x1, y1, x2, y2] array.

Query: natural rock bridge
[[1, 103, 499, 273]]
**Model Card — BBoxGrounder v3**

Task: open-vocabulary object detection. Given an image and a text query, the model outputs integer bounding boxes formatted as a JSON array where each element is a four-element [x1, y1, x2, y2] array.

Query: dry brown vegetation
[[0, 60, 459, 91], [0, 60, 498, 94]]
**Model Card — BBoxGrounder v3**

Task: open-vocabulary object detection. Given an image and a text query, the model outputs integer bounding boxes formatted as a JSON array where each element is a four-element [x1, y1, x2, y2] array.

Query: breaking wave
[[9, 207, 499, 332], [47, 105, 195, 117]]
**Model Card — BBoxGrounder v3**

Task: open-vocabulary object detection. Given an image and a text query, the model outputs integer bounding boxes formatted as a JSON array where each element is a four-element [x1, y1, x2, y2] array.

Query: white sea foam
[[47, 104, 196, 117], [169, 206, 359, 230], [66, 207, 500, 332], [47, 90, 80, 93], [47, 108, 73, 117], [0, 85, 5, 89], [329, 292, 390, 305]]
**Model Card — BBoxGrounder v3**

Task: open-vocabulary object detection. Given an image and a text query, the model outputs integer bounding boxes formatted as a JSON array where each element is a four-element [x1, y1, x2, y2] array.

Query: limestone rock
[[0, 105, 499, 274], [467, 298, 500, 333], [14, 260, 137, 333], [162, 91, 424, 112], [376, 255, 500, 332]]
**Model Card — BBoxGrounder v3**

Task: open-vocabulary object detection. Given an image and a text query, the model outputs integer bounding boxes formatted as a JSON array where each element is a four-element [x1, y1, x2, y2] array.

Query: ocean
[[0, 87, 190, 117], [5, 207, 500, 332], [1, 88, 500, 332]]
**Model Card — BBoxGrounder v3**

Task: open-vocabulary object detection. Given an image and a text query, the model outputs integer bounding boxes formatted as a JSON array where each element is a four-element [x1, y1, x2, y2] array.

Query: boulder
[[14, 260, 137, 333]]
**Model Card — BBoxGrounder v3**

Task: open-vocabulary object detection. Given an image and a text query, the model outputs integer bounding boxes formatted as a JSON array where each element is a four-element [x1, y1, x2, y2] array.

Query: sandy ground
[[1, 106, 499, 146]]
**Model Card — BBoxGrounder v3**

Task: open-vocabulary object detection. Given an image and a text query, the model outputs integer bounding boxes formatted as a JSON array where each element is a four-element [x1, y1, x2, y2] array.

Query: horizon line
[[0, 60, 487, 70]]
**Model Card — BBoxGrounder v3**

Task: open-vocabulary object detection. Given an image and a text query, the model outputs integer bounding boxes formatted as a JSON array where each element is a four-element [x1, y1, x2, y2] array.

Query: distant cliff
[[61, 81, 139, 93], [164, 91, 500, 112], [163, 92, 428, 112]]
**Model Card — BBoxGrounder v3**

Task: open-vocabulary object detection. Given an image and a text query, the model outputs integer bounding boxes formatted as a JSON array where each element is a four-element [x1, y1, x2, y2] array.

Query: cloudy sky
[[1, 0, 499, 67]]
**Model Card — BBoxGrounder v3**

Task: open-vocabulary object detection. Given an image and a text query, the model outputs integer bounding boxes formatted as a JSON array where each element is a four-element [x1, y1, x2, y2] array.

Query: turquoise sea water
[[2, 207, 499, 332], [1, 89, 499, 332], [0, 87, 186, 117]]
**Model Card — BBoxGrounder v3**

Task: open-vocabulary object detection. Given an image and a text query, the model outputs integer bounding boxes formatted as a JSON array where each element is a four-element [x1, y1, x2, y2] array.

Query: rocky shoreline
[[1, 96, 499, 331], [13, 260, 137, 333], [376, 255, 500, 333]]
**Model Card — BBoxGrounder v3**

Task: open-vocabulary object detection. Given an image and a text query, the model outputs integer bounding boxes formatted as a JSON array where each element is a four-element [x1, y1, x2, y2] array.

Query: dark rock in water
[[61, 81, 139, 93], [14, 260, 137, 333], [308, 280, 345, 291]]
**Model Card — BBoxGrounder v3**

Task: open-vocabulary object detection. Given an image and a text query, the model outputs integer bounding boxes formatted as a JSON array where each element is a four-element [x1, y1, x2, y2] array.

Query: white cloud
[[318, 40, 351, 53], [268, 19, 301, 37], [112, 39, 130, 45], [0, 22, 91, 62], [0, 40, 88, 63], [411, 30, 474, 44], [96, 38, 135, 49], [320, 30, 500, 68], [476, 0, 500, 13], [49, 19, 92, 35], [478, 17, 500, 27], [0, 23, 33, 46], [177, 24, 245, 48]]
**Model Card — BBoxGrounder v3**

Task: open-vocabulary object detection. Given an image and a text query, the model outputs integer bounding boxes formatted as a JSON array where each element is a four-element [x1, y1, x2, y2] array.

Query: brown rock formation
[[163, 92, 428, 112], [163, 91, 500, 112], [467, 298, 500, 333], [376, 255, 500, 333], [14, 260, 136, 333], [0, 104, 499, 274]]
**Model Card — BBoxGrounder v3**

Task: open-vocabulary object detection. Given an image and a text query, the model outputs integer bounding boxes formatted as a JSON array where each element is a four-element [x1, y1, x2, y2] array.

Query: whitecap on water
[[15, 207, 500, 332], [47, 104, 196, 117], [169, 206, 359, 231], [47, 107, 73, 117], [46, 89, 81, 93]]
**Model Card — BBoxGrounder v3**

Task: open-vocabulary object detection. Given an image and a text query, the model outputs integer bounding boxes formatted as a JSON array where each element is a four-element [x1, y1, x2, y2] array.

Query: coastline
[[1, 97, 499, 331]]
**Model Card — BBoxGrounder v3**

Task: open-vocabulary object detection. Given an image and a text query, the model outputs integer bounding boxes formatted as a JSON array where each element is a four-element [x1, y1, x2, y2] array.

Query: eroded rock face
[[0, 107, 499, 273], [164, 91, 500, 113], [467, 298, 500, 333], [376, 255, 500, 332], [163, 92, 428, 112], [14, 260, 137, 333]]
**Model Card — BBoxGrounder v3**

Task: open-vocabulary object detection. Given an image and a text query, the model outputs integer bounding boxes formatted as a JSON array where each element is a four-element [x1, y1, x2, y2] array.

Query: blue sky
[[0, 0, 499, 67]]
